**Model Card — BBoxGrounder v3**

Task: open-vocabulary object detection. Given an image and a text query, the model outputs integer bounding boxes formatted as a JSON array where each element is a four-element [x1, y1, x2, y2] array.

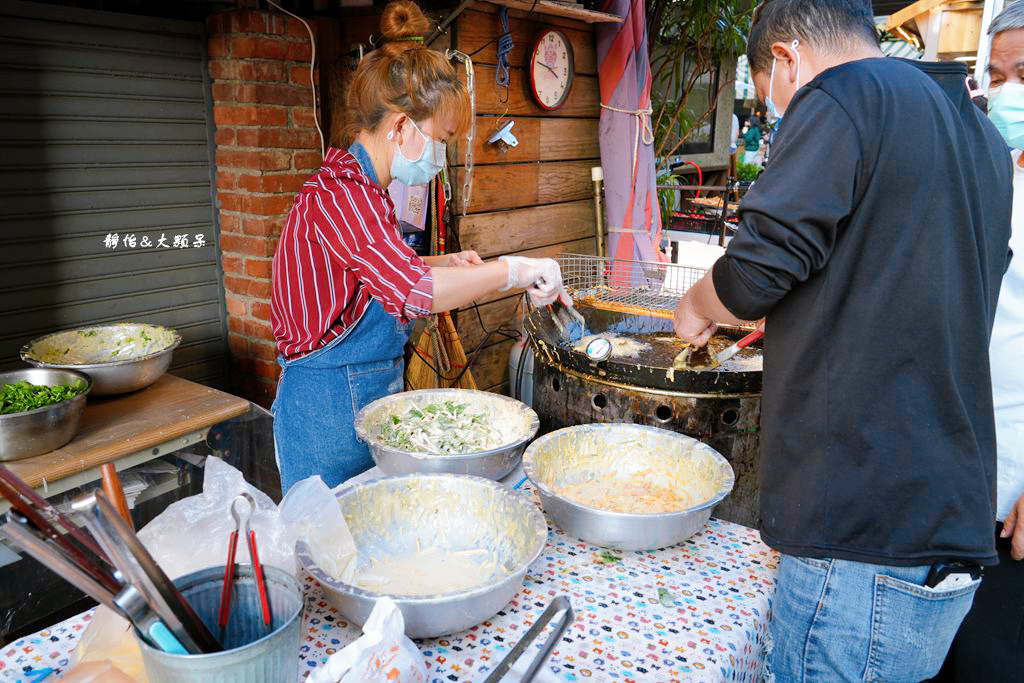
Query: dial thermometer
[[584, 337, 613, 362]]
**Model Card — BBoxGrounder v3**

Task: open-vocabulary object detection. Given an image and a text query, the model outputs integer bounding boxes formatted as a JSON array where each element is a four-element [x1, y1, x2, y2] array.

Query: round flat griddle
[[525, 306, 762, 395]]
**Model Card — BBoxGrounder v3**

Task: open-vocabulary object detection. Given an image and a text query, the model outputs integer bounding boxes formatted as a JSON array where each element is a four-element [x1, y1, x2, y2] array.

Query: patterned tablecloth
[[1, 494, 778, 683]]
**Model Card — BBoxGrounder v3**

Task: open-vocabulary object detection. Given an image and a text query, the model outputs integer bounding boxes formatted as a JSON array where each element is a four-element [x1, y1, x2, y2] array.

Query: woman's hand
[[1001, 492, 1024, 560], [447, 250, 484, 267]]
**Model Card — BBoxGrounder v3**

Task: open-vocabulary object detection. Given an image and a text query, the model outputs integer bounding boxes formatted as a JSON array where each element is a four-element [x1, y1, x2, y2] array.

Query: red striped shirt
[[271, 148, 433, 359]]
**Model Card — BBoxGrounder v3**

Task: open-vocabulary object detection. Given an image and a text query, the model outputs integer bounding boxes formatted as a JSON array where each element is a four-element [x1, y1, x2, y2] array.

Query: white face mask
[[388, 118, 446, 186], [766, 39, 801, 123]]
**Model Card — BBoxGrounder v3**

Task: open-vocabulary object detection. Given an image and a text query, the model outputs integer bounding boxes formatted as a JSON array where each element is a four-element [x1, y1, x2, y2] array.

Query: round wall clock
[[529, 29, 575, 111]]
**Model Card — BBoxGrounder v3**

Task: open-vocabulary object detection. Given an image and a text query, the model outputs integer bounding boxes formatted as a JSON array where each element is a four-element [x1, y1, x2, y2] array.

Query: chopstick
[[100, 464, 133, 530]]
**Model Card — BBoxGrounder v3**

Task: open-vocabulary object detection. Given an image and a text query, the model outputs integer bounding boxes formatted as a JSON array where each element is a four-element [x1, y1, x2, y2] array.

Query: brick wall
[[207, 9, 322, 406]]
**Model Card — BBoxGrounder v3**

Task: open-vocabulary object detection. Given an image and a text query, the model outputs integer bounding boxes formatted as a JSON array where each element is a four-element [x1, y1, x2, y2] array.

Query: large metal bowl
[[296, 474, 547, 638], [354, 389, 540, 480], [21, 323, 180, 395], [0, 368, 92, 461], [523, 423, 734, 551]]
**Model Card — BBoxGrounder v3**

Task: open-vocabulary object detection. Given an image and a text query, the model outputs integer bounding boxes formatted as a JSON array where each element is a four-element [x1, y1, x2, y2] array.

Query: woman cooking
[[270, 0, 567, 493]]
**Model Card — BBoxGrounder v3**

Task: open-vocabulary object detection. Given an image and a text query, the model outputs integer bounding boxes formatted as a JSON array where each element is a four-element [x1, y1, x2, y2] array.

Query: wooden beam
[[455, 8, 598, 74], [456, 199, 596, 258], [886, 0, 947, 30], [484, 0, 623, 24], [454, 160, 594, 213]]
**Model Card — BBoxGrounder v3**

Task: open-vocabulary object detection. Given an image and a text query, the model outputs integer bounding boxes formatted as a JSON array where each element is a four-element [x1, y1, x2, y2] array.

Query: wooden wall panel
[[457, 294, 522, 352], [462, 117, 599, 165], [457, 199, 594, 258], [474, 65, 600, 118], [455, 8, 597, 74], [454, 159, 593, 213]]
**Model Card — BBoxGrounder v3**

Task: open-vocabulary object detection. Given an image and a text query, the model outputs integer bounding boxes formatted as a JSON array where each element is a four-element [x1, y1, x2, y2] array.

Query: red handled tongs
[[218, 493, 271, 636]]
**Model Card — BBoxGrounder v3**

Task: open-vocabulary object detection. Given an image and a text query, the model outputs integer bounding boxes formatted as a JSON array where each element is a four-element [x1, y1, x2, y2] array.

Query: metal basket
[[558, 253, 706, 319]]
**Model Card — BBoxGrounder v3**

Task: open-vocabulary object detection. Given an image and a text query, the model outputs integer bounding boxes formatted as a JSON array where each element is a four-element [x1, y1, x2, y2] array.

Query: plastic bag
[[56, 659, 138, 682], [136, 456, 296, 578], [279, 475, 357, 583], [70, 607, 147, 682], [308, 597, 426, 683]]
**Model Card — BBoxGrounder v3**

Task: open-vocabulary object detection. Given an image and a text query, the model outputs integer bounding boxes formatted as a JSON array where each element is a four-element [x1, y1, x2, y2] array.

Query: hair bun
[[381, 0, 431, 41]]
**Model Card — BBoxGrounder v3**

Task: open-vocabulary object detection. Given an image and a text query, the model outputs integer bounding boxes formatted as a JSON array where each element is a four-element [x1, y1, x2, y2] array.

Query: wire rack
[[558, 253, 706, 319]]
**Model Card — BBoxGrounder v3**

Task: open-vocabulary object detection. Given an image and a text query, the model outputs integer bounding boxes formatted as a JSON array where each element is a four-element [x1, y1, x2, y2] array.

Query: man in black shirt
[[673, 0, 1013, 680]]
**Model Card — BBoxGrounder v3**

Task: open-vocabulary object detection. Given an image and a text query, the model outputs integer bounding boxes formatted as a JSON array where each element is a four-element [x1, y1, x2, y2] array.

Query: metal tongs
[[482, 596, 574, 682], [547, 299, 588, 342], [218, 493, 271, 637]]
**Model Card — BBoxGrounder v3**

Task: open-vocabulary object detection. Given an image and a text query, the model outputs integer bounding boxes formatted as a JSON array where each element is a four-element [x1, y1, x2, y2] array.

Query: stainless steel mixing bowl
[[296, 473, 548, 638], [354, 389, 540, 480], [21, 323, 180, 395], [0, 368, 92, 461], [523, 423, 734, 551]]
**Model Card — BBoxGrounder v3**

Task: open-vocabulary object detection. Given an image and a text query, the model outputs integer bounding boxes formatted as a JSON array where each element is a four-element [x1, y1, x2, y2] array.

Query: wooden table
[[1, 375, 250, 512]]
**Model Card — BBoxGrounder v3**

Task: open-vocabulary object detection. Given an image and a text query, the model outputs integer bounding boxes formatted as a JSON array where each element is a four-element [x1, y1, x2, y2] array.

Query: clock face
[[529, 29, 574, 111]]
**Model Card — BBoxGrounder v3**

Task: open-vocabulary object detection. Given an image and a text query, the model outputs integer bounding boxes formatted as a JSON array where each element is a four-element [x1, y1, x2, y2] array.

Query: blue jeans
[[765, 554, 981, 682], [271, 300, 412, 493]]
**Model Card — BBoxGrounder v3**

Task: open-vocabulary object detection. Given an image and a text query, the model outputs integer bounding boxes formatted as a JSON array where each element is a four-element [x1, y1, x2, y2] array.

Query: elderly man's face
[[989, 27, 1024, 87]]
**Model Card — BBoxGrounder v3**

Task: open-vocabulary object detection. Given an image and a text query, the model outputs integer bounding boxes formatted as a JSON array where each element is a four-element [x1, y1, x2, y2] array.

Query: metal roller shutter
[[0, 0, 229, 388]]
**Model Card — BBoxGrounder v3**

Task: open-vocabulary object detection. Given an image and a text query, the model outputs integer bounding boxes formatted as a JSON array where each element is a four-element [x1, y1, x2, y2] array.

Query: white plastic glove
[[499, 255, 569, 306]]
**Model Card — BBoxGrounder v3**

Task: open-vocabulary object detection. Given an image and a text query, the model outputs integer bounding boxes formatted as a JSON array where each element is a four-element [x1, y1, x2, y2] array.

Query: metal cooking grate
[[558, 254, 706, 319]]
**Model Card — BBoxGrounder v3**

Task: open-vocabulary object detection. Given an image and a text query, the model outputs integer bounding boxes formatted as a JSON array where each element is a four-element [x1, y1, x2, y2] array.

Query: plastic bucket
[[135, 564, 303, 683]]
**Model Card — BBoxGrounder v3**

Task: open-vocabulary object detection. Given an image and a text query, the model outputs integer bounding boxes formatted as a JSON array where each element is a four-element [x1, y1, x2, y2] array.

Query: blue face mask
[[988, 82, 1024, 149], [389, 119, 446, 186], [766, 40, 800, 124]]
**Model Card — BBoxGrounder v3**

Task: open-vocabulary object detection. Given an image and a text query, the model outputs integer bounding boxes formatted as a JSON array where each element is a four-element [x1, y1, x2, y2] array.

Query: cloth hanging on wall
[[596, 0, 665, 266]]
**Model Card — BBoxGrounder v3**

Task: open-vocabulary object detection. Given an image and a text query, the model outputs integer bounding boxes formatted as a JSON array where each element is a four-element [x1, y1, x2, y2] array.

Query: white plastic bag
[[308, 597, 426, 683], [279, 475, 357, 583], [136, 457, 295, 578]]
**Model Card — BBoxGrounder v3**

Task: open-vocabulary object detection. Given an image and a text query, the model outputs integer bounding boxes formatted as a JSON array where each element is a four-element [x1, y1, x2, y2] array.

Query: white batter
[[572, 334, 651, 359], [354, 546, 502, 596]]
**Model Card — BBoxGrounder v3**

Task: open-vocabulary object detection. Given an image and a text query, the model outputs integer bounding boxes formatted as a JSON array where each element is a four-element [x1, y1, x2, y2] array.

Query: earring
[[386, 130, 395, 140]]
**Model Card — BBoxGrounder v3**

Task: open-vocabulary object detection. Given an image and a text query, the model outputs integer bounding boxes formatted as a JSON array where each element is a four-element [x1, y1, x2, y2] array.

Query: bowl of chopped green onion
[[0, 368, 92, 461], [354, 389, 540, 480], [20, 323, 180, 395]]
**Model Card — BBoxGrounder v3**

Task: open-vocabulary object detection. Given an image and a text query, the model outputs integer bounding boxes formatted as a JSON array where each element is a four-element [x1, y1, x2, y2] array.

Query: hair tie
[[396, 36, 424, 42]]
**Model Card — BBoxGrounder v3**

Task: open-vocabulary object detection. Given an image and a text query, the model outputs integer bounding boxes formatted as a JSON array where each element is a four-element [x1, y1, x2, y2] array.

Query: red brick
[[235, 128, 319, 151], [214, 127, 235, 146], [241, 215, 281, 237], [289, 65, 314, 87], [216, 148, 292, 171], [225, 275, 273, 299], [237, 194, 292, 216], [208, 35, 229, 58], [245, 258, 273, 279], [211, 82, 235, 102], [244, 319, 274, 341], [213, 104, 288, 127], [227, 332, 249, 356], [293, 151, 323, 171], [206, 12, 226, 35], [286, 17, 313, 39], [250, 301, 272, 321], [228, 9, 268, 34], [237, 171, 309, 193], [251, 359, 280, 380], [221, 233, 274, 257], [291, 106, 317, 128], [231, 83, 310, 107], [225, 293, 247, 317], [227, 316, 246, 335], [216, 170, 238, 189], [230, 35, 290, 60], [218, 212, 241, 234], [209, 59, 287, 82], [216, 192, 244, 212], [222, 254, 244, 275], [250, 339, 278, 361], [287, 41, 312, 62]]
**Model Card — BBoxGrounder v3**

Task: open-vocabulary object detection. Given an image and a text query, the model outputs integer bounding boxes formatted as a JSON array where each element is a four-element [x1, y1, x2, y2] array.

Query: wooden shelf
[[485, 0, 623, 24]]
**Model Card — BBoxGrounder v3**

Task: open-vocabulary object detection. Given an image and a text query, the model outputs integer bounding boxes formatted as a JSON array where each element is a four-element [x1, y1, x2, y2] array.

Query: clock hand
[[539, 61, 558, 77]]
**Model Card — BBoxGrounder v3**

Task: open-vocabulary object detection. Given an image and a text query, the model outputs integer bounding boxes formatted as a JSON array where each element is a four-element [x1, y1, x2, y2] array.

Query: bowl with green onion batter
[[354, 389, 539, 480], [0, 368, 92, 461]]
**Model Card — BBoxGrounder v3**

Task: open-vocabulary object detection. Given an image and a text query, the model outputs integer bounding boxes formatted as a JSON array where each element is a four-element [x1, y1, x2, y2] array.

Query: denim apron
[[271, 142, 413, 492]]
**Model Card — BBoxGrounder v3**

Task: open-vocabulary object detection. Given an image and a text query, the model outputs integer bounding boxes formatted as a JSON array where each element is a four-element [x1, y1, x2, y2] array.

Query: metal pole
[[592, 166, 605, 258]]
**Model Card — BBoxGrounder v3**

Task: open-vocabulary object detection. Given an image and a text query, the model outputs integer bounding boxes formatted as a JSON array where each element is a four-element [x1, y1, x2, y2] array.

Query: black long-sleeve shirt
[[713, 58, 1012, 566]]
